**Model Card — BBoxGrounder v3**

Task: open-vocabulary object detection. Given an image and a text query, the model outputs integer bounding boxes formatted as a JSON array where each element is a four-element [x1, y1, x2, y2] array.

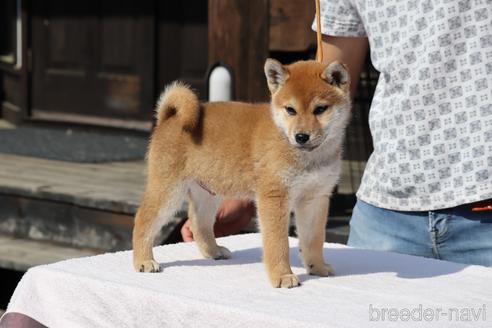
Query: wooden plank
[[0, 235, 99, 272], [0, 164, 146, 190], [0, 193, 184, 252], [0, 153, 146, 174], [31, 111, 153, 131], [0, 154, 145, 214], [0, 194, 135, 251], [0, 154, 186, 250], [0, 178, 141, 214], [269, 0, 316, 52]]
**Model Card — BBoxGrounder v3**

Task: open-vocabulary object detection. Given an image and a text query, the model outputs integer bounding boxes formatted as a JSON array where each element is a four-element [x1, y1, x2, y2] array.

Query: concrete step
[[0, 235, 99, 272], [0, 154, 184, 254], [0, 153, 145, 214]]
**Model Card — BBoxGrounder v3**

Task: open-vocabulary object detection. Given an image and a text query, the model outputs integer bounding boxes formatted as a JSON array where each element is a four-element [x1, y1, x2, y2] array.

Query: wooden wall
[[156, 1, 208, 99], [0, 0, 318, 127]]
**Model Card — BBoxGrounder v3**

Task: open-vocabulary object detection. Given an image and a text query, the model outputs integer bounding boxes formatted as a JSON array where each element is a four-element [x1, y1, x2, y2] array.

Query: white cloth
[[4, 233, 492, 328]]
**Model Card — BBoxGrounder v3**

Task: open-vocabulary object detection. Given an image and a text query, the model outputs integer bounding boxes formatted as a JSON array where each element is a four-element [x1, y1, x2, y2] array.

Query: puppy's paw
[[307, 262, 335, 277], [215, 245, 232, 259], [202, 245, 232, 260], [135, 260, 161, 273], [271, 274, 301, 288]]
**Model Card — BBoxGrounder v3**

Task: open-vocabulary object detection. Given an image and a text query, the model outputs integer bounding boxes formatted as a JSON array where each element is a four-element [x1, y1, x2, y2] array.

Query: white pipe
[[208, 66, 232, 101]]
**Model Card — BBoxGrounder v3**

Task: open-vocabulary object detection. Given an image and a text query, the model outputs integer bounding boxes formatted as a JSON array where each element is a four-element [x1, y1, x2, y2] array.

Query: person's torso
[[353, 0, 492, 210]]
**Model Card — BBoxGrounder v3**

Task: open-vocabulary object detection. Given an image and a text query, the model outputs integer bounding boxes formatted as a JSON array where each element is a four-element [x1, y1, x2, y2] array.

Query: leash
[[315, 0, 323, 63]]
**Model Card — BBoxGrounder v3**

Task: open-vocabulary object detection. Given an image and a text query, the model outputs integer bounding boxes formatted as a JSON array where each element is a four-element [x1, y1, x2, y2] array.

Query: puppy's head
[[264, 59, 351, 151]]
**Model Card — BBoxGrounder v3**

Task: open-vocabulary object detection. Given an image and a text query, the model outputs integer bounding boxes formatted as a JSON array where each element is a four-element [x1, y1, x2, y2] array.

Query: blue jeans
[[348, 199, 492, 267]]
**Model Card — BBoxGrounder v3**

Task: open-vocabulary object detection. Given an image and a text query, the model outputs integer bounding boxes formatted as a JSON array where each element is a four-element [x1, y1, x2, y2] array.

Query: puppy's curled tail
[[155, 82, 200, 131]]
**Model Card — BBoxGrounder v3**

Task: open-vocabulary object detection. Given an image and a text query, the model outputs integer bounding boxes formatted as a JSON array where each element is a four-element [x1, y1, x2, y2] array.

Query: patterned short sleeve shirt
[[316, 0, 492, 211]]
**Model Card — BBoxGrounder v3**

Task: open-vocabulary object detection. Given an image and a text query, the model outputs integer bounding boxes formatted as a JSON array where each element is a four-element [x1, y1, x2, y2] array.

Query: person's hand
[[181, 199, 255, 242]]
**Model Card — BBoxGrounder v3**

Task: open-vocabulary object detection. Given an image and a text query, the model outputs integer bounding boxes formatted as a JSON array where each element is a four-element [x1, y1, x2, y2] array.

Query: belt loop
[[428, 210, 435, 232], [428, 210, 441, 259]]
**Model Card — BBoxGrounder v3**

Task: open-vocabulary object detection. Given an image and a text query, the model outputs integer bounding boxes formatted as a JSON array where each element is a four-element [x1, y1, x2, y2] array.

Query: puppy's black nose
[[295, 133, 310, 145]]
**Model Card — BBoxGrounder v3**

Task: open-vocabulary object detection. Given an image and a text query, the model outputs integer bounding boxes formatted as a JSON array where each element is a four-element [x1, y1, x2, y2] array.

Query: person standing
[[316, 0, 492, 266]]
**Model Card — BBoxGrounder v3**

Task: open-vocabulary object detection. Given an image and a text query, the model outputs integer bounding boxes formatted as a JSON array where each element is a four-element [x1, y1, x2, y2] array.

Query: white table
[[2, 233, 491, 327]]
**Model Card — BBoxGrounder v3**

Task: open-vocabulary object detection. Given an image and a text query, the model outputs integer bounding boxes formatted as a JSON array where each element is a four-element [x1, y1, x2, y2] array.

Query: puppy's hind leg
[[188, 182, 231, 260], [133, 181, 188, 272]]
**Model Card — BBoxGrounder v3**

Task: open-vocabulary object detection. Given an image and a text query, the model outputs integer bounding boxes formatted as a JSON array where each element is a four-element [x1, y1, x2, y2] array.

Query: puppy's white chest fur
[[288, 158, 341, 207]]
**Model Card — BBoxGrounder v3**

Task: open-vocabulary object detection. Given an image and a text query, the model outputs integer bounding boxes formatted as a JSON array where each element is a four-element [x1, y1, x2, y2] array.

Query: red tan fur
[[133, 59, 351, 288]]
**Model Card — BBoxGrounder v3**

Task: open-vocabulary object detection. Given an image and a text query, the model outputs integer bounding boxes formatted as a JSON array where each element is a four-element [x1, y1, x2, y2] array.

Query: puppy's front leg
[[295, 196, 334, 277], [257, 188, 299, 288]]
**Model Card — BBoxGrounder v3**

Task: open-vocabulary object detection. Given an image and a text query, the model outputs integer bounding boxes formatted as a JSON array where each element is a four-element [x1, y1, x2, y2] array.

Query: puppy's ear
[[264, 58, 289, 93], [322, 61, 350, 92]]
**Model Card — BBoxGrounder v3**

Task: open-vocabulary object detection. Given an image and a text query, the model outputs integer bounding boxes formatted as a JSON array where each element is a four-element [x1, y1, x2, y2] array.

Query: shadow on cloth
[[161, 245, 467, 281]]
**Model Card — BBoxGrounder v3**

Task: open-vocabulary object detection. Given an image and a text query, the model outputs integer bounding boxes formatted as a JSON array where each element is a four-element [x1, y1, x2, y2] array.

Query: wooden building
[[0, 0, 326, 129], [0, 0, 376, 278]]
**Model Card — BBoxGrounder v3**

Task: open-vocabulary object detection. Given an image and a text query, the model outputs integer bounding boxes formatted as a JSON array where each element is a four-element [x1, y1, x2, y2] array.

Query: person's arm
[[321, 35, 369, 97]]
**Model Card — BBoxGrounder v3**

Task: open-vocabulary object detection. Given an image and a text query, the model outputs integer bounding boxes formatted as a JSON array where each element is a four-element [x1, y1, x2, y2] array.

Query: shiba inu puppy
[[133, 59, 351, 288]]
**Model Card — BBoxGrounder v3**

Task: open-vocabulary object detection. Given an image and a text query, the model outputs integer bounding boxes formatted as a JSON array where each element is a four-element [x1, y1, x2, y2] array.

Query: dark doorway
[[30, 0, 155, 127], [0, 0, 18, 65]]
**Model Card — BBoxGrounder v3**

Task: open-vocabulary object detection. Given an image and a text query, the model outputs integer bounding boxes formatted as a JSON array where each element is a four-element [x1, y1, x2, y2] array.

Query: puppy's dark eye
[[313, 105, 328, 115], [285, 106, 297, 116]]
